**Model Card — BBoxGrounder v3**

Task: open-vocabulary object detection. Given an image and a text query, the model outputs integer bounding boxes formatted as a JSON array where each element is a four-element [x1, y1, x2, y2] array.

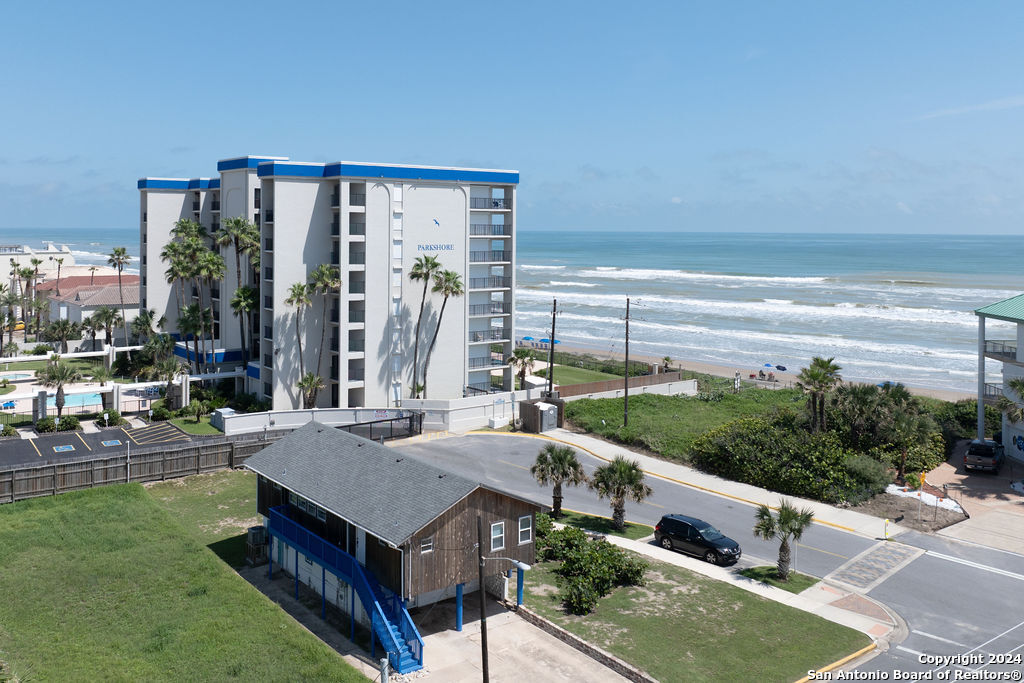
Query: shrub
[[537, 526, 589, 563], [151, 405, 172, 421], [535, 512, 553, 544], [35, 417, 56, 433], [1, 424, 16, 437], [2, 343, 18, 357], [555, 539, 648, 615], [843, 454, 892, 504], [98, 409, 125, 427], [57, 415, 80, 432], [30, 344, 52, 356]]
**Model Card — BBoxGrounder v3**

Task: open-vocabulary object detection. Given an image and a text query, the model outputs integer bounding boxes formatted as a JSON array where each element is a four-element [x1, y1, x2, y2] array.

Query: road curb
[[794, 642, 878, 683]]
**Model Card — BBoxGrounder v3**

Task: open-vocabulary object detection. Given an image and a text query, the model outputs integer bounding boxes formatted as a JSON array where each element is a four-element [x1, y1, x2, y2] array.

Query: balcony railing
[[263, 326, 272, 340], [469, 302, 511, 315], [350, 281, 365, 294], [468, 329, 511, 342], [349, 339, 365, 352], [192, 201, 200, 211], [350, 193, 366, 206], [468, 355, 508, 369], [264, 295, 273, 309], [254, 197, 261, 209], [984, 382, 1004, 400], [330, 338, 339, 352], [470, 250, 511, 263], [264, 267, 273, 281], [469, 276, 511, 289], [330, 193, 340, 208], [264, 237, 273, 251], [470, 224, 511, 236], [211, 201, 220, 211], [350, 222, 366, 236], [330, 308, 339, 323], [349, 310, 365, 323], [985, 340, 1018, 361], [331, 219, 340, 236], [349, 368, 365, 381], [470, 197, 510, 209], [264, 210, 274, 223], [350, 252, 366, 265]]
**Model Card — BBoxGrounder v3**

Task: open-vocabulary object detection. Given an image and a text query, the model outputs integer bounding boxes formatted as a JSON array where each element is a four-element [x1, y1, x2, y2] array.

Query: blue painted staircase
[[268, 506, 424, 673]]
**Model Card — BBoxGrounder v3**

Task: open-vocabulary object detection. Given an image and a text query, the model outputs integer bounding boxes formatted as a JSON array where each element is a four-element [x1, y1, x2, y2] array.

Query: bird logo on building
[[433, 218, 440, 226]]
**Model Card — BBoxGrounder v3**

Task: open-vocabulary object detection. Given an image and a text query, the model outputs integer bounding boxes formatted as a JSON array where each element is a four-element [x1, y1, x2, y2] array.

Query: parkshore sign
[[417, 243, 455, 251]]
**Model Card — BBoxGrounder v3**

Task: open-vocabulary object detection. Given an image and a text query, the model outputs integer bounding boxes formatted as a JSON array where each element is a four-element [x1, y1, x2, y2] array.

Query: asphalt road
[[395, 433, 1024, 679], [394, 434, 876, 578]]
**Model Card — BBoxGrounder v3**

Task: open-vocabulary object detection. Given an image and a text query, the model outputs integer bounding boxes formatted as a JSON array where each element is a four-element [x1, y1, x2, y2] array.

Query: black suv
[[654, 514, 742, 565]]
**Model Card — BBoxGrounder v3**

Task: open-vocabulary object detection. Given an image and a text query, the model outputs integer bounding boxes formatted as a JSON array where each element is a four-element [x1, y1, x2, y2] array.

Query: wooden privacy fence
[[0, 435, 282, 504], [555, 371, 685, 398]]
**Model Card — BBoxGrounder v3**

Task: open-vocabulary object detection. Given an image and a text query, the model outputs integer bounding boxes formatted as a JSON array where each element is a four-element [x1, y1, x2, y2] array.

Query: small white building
[[47, 282, 140, 329], [975, 294, 1024, 461]]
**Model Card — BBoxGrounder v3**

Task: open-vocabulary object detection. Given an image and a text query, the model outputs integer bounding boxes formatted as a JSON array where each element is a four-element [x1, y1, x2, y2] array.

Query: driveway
[[927, 440, 1024, 554]]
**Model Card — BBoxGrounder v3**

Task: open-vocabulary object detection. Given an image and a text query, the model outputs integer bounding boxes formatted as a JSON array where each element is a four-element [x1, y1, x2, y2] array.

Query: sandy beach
[[530, 341, 974, 403]]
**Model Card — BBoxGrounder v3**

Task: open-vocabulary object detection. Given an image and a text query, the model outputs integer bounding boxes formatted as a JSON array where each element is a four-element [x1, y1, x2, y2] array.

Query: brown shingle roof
[[36, 275, 138, 292], [50, 284, 139, 308]]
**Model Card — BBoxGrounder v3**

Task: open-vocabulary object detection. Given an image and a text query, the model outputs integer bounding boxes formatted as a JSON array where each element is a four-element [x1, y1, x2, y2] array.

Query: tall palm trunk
[[411, 279, 430, 397], [316, 291, 328, 381], [420, 294, 450, 399], [117, 268, 130, 360], [56, 386, 65, 418], [552, 481, 564, 518], [777, 537, 792, 579]]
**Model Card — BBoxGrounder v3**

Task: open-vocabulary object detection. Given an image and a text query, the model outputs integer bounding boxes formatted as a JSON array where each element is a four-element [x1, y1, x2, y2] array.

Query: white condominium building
[[139, 155, 518, 409]]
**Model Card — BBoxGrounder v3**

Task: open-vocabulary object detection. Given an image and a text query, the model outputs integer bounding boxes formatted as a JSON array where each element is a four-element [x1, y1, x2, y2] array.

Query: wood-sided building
[[244, 421, 540, 674]]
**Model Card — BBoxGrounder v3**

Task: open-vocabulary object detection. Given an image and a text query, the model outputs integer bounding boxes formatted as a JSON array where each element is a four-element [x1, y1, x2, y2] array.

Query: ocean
[[515, 231, 1024, 394], [0, 227, 140, 273]]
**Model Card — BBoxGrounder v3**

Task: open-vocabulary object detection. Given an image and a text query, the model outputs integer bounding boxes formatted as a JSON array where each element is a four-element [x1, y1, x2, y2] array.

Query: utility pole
[[546, 298, 557, 398], [624, 297, 630, 427], [477, 515, 490, 682]]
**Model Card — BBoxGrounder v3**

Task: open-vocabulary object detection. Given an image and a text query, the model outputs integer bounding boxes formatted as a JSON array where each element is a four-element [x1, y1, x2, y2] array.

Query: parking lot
[[0, 423, 192, 470]]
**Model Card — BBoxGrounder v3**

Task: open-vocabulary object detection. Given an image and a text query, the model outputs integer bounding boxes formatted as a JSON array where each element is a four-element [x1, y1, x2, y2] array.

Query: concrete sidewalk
[[541, 428, 906, 540]]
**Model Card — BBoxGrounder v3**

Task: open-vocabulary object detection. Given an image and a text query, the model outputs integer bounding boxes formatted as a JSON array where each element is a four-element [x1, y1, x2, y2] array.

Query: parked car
[[654, 514, 742, 565], [964, 439, 1004, 473]]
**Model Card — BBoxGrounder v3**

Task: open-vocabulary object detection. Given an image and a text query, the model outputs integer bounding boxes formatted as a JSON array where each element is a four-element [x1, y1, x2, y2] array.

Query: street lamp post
[[476, 515, 531, 683]]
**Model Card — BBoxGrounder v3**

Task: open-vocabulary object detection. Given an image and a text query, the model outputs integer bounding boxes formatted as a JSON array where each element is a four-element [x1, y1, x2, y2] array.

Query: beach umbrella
[[763, 363, 774, 369], [522, 336, 534, 341], [774, 365, 787, 372], [540, 338, 561, 344]]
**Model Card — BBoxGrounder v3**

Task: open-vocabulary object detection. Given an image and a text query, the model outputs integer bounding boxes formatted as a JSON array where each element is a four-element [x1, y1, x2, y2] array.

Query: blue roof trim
[[138, 178, 189, 190], [186, 178, 217, 190], [210, 179, 220, 189], [325, 163, 518, 184], [219, 156, 287, 172], [257, 162, 328, 178]]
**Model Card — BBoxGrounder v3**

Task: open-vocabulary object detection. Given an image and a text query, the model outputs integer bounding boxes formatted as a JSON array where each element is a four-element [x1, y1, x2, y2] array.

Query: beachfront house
[[975, 294, 1024, 461], [46, 280, 140, 330], [244, 422, 540, 674]]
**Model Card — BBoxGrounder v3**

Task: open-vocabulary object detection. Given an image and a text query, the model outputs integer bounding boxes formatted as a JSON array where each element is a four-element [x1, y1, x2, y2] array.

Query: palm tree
[[811, 357, 842, 431], [36, 359, 83, 418], [178, 304, 203, 372], [753, 500, 815, 580], [46, 319, 80, 354], [216, 217, 259, 360], [230, 286, 258, 366], [29, 257, 42, 336], [80, 315, 98, 352], [885, 411, 936, 481], [285, 282, 312, 377], [143, 333, 175, 364], [589, 456, 652, 531], [107, 247, 132, 357], [1, 290, 18, 348], [185, 398, 208, 424], [408, 255, 442, 397], [297, 372, 325, 410], [996, 378, 1024, 425], [830, 383, 883, 450], [149, 357, 189, 409], [54, 257, 64, 296], [90, 366, 112, 387], [420, 270, 464, 398], [131, 308, 164, 345], [530, 443, 587, 518], [509, 347, 536, 389], [92, 306, 120, 348], [195, 249, 225, 370], [17, 267, 33, 343], [309, 264, 341, 393], [88, 265, 97, 286]]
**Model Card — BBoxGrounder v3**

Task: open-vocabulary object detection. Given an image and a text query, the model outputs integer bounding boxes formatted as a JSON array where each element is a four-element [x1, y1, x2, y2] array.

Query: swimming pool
[[0, 373, 32, 381], [47, 393, 103, 408]]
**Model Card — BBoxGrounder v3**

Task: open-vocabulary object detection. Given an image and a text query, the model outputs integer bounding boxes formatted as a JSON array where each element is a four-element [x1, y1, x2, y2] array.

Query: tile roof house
[[47, 281, 140, 335], [244, 422, 540, 674]]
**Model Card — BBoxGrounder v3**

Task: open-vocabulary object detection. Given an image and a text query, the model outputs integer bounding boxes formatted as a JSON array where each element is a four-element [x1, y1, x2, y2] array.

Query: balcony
[[330, 308, 339, 323], [264, 210, 274, 223], [264, 267, 273, 281], [468, 329, 511, 342], [349, 338, 365, 352], [331, 219, 340, 236], [468, 355, 508, 369], [983, 382, 1004, 404], [469, 302, 510, 315], [331, 250, 340, 266], [211, 288, 220, 300], [330, 193, 340, 208], [350, 281, 366, 294], [470, 250, 511, 263], [350, 222, 366, 236], [192, 201, 200, 211], [349, 368, 365, 381], [350, 193, 366, 207], [470, 224, 511, 236], [985, 340, 1019, 363], [264, 295, 273, 309], [331, 338, 339, 352], [350, 252, 366, 265], [211, 201, 220, 212], [263, 326, 273, 340], [254, 197, 261, 210], [349, 310, 365, 323], [469, 276, 511, 290], [470, 197, 509, 210], [211, 222, 220, 232], [264, 237, 273, 252]]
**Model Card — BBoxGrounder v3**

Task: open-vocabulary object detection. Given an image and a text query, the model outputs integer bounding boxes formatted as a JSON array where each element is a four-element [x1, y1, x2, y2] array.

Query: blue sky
[[2, 1, 1024, 233]]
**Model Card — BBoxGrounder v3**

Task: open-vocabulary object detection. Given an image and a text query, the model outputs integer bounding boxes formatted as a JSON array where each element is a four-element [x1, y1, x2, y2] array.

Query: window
[[393, 299, 400, 317], [490, 521, 505, 552], [518, 515, 532, 545], [420, 536, 433, 553], [392, 212, 403, 230], [392, 271, 401, 287], [393, 241, 402, 259], [393, 184, 403, 202], [316, 506, 326, 521]]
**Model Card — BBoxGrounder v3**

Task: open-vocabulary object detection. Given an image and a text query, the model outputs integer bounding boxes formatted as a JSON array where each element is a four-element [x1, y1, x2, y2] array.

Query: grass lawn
[[170, 415, 223, 435], [526, 556, 867, 682], [0, 357, 103, 374], [564, 389, 804, 462], [739, 566, 819, 594], [0, 385, 14, 395], [148, 469, 259, 567], [0, 484, 365, 682], [534, 365, 621, 385], [556, 509, 654, 541]]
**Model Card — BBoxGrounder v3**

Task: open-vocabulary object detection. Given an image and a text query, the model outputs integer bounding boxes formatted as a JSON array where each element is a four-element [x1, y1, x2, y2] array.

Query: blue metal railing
[[267, 506, 423, 672]]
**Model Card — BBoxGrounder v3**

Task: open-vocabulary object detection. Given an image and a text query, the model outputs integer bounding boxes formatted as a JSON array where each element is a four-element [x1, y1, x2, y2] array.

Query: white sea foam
[[575, 267, 830, 285], [548, 280, 598, 288], [520, 264, 565, 271]]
